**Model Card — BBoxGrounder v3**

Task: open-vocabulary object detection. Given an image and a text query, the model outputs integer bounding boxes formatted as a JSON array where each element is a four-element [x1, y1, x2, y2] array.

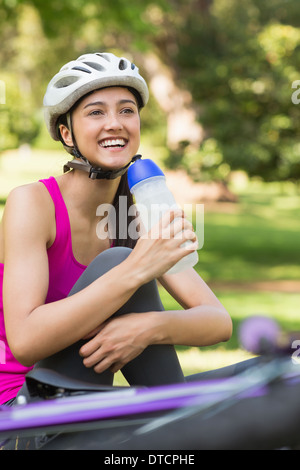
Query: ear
[[59, 124, 74, 147]]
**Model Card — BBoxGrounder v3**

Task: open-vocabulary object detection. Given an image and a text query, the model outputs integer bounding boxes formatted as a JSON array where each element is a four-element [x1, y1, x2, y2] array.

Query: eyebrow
[[83, 99, 137, 109]]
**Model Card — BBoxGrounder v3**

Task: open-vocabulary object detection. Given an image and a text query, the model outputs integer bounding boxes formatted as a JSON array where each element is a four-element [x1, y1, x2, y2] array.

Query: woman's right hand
[[128, 208, 198, 284]]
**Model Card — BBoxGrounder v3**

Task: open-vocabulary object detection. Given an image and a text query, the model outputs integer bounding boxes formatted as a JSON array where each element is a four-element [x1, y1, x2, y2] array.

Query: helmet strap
[[63, 154, 142, 180]]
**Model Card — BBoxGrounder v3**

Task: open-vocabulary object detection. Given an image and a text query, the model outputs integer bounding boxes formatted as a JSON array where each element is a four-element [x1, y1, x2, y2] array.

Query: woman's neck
[[57, 169, 121, 221]]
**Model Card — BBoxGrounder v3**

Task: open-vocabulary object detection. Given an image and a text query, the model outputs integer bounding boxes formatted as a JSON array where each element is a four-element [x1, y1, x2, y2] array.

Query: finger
[[79, 335, 102, 358], [164, 217, 193, 239], [93, 356, 117, 374], [82, 347, 105, 368], [82, 341, 122, 371], [109, 362, 123, 374], [147, 208, 185, 240], [174, 227, 197, 242], [177, 235, 199, 252], [160, 208, 184, 229]]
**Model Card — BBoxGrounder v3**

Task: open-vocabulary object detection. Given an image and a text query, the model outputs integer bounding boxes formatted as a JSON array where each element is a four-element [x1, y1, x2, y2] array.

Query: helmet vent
[[96, 53, 111, 62], [84, 61, 105, 72], [119, 59, 127, 71], [55, 76, 81, 88], [72, 66, 91, 74]]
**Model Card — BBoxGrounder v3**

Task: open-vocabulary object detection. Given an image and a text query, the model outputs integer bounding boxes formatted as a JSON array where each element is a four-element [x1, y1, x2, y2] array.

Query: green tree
[[0, 0, 171, 151], [0, 2, 48, 149], [167, 0, 300, 182], [1, 0, 300, 183]]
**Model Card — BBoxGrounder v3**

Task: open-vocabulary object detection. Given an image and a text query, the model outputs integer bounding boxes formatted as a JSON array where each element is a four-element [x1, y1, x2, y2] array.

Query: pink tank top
[[0, 177, 87, 404]]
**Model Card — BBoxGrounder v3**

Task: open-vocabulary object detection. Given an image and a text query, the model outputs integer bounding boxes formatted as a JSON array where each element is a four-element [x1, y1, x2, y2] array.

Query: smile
[[99, 138, 127, 148]]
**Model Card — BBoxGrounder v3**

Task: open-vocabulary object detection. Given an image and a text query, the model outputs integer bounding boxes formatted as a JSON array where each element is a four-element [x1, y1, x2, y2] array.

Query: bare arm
[[3, 184, 195, 367], [80, 268, 232, 374], [156, 268, 232, 346]]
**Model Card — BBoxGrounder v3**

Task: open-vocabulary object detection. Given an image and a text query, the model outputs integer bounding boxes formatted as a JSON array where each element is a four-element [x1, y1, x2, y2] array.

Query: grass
[[197, 185, 300, 282], [1, 149, 299, 381]]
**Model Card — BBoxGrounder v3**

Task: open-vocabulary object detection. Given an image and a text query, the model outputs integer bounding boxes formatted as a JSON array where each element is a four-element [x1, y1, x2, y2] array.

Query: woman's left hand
[[79, 313, 156, 374]]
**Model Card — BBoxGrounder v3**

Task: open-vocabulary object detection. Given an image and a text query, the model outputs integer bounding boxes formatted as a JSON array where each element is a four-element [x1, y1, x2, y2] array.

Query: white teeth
[[100, 139, 126, 148]]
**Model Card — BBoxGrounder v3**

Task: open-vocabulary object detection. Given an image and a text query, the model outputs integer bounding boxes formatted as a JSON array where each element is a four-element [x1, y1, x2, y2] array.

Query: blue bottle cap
[[127, 157, 165, 189]]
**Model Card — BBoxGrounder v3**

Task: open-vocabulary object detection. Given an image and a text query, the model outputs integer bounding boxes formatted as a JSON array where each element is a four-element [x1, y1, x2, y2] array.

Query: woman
[[0, 52, 232, 407]]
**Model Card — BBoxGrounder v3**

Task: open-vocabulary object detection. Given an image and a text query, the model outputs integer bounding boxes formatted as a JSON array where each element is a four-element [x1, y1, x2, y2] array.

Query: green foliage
[[0, 71, 41, 150], [0, 0, 171, 152], [172, 0, 300, 182], [0, 2, 47, 150], [1, 0, 300, 182]]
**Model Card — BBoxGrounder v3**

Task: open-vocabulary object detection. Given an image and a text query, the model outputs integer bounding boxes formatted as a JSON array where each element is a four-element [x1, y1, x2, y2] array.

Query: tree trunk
[[141, 52, 204, 151]]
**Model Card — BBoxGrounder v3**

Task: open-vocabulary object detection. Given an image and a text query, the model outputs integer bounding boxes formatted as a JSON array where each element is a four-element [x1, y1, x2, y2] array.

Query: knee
[[93, 246, 132, 266], [69, 247, 133, 296], [86, 246, 133, 277]]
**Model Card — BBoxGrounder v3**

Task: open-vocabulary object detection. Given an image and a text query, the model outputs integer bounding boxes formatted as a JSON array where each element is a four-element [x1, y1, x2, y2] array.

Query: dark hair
[[112, 174, 138, 249]]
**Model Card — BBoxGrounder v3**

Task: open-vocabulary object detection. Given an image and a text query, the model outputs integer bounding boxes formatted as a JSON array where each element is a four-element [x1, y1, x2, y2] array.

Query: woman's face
[[64, 87, 141, 170]]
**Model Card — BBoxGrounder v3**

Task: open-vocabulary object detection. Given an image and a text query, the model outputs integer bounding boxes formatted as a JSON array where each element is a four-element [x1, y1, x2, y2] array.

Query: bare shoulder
[[5, 181, 51, 208], [3, 181, 55, 247]]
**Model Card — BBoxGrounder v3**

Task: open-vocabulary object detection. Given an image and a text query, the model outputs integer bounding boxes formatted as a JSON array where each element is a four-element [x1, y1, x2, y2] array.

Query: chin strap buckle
[[64, 154, 142, 180]]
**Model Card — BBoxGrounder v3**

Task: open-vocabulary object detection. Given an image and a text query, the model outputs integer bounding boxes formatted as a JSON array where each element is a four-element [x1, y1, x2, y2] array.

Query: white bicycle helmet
[[43, 52, 149, 179], [44, 52, 149, 141]]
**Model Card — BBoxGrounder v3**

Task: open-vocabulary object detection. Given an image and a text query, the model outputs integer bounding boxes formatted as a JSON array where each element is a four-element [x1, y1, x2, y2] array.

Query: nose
[[103, 112, 123, 131]]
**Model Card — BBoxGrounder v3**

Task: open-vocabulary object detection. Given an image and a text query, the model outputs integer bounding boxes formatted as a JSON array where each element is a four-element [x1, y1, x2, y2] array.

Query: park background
[[0, 0, 299, 383]]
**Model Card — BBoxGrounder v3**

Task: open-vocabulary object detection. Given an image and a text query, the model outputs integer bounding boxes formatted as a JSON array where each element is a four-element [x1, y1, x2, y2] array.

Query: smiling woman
[[0, 52, 232, 417], [60, 87, 141, 172]]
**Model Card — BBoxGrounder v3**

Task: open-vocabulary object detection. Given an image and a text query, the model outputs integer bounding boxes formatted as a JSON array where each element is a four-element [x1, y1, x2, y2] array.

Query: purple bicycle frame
[[0, 375, 265, 436]]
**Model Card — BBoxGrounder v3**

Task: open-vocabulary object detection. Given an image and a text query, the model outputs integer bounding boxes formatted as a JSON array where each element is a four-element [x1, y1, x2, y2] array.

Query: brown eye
[[121, 108, 135, 114]]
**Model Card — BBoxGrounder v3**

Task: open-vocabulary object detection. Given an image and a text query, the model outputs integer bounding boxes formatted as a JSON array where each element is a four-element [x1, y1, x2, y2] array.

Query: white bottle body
[[131, 175, 198, 274]]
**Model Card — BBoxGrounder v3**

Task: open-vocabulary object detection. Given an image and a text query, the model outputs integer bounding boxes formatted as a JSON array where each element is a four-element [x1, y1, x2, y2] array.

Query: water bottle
[[127, 156, 198, 274]]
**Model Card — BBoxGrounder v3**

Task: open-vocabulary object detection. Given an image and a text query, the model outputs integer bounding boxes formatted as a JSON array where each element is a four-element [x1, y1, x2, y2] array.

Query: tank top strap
[[39, 176, 71, 249]]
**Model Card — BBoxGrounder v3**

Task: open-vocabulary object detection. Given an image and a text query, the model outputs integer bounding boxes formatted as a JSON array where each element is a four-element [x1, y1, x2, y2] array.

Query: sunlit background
[[1, 0, 300, 380]]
